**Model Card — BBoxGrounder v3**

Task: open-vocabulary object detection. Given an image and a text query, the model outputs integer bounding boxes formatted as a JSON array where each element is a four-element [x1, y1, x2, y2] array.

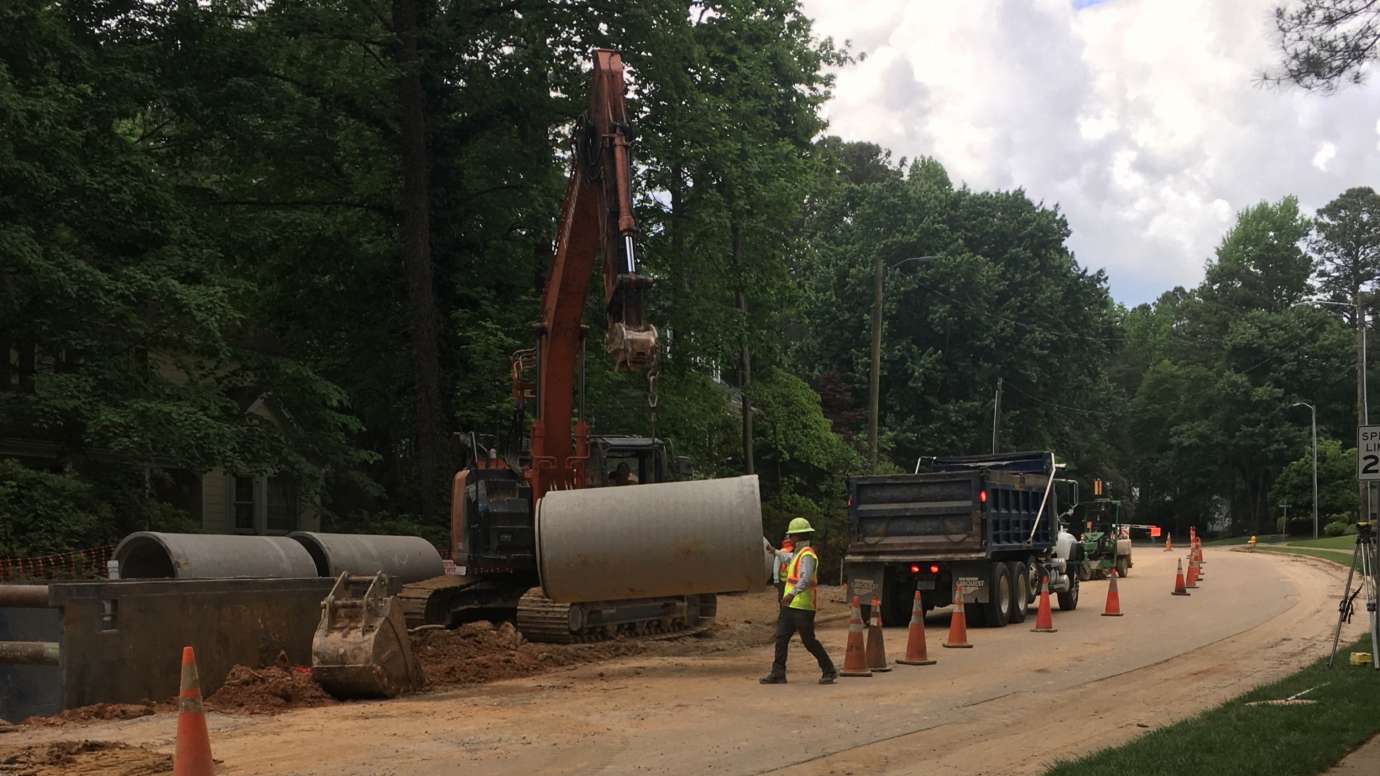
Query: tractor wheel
[[1115, 556, 1130, 579]]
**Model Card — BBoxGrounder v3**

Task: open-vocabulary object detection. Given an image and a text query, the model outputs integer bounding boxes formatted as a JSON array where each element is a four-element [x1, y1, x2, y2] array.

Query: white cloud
[[1312, 142, 1337, 171], [802, 0, 1380, 304]]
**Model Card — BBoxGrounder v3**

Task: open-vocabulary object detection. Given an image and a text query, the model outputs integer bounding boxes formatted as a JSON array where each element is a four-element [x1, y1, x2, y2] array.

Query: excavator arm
[[525, 49, 657, 500]]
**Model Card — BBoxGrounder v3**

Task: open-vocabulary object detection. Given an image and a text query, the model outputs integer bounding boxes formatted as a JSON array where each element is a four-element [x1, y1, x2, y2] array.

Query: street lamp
[[1291, 401, 1318, 540], [1294, 298, 1369, 521], [869, 254, 941, 470]]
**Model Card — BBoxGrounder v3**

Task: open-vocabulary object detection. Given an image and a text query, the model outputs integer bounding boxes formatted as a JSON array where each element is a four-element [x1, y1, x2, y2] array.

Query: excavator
[[398, 50, 737, 643]]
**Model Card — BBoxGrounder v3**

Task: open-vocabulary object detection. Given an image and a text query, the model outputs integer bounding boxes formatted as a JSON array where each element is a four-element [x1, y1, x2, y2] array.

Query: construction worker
[[760, 518, 837, 685], [772, 536, 795, 607]]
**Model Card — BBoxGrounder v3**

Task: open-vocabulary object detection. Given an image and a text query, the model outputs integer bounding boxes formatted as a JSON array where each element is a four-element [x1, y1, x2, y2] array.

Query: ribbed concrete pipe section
[[114, 532, 318, 579], [536, 475, 765, 603], [289, 532, 442, 583]]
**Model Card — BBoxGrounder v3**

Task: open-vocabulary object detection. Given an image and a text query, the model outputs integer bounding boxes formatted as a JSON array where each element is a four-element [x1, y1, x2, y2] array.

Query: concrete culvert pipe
[[114, 532, 318, 579], [289, 532, 442, 584], [536, 475, 765, 603]]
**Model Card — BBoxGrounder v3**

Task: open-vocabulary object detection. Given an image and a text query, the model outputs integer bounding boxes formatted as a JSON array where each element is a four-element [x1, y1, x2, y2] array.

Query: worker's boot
[[818, 672, 837, 685], [759, 673, 787, 685]]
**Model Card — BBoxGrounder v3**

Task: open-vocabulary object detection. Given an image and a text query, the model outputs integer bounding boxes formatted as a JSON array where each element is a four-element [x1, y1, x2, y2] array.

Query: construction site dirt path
[[20, 549, 1363, 776]]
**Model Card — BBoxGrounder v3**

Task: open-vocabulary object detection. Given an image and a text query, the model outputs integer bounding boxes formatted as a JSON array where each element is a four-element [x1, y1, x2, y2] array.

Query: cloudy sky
[[799, 0, 1380, 305]]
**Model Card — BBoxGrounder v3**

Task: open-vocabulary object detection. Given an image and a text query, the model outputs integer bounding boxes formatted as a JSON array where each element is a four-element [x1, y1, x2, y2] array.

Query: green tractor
[[1072, 479, 1132, 580]]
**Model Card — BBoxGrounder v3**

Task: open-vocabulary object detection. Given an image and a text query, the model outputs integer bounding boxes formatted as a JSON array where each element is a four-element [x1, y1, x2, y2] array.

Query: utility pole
[[868, 255, 941, 472], [868, 252, 883, 471], [991, 377, 1003, 454]]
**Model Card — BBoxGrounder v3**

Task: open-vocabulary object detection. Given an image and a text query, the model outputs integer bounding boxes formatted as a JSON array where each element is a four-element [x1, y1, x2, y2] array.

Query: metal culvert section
[[288, 532, 442, 584], [113, 532, 317, 579], [536, 475, 765, 603]]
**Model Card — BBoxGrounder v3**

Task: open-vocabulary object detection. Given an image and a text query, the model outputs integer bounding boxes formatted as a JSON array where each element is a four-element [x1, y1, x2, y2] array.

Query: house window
[[232, 476, 257, 531], [266, 476, 298, 532]]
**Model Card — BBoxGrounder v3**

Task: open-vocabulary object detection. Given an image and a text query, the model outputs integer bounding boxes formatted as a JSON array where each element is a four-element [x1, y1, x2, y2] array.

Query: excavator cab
[[587, 435, 686, 487]]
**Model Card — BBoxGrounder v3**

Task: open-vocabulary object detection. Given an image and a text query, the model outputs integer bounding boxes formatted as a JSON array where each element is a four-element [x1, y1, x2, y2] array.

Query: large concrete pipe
[[536, 475, 765, 603], [0, 585, 50, 608], [114, 532, 317, 579], [289, 532, 442, 584]]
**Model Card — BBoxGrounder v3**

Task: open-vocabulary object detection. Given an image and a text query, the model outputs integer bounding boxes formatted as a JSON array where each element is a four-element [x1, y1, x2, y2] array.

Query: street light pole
[[1296, 298, 1369, 521], [868, 255, 941, 471], [1292, 401, 1318, 540]]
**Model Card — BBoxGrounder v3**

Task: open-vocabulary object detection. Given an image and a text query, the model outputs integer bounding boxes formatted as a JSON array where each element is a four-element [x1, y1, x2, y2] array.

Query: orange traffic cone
[[1102, 569, 1124, 616], [1164, 535, 1173, 552], [174, 646, 214, 776], [943, 585, 973, 649], [1171, 559, 1191, 596], [865, 594, 891, 672], [1031, 576, 1058, 633], [840, 596, 872, 677], [1186, 558, 1200, 589], [897, 591, 936, 666]]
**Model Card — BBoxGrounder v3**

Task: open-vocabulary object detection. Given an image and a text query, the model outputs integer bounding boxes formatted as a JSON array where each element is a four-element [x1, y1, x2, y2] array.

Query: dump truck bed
[[847, 451, 1057, 562]]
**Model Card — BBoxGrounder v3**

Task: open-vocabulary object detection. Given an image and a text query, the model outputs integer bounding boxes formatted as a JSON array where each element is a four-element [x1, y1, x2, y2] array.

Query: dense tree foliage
[[5, 1, 1380, 567]]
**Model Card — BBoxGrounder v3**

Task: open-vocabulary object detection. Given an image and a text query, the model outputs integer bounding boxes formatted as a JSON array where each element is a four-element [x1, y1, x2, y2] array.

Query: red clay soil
[[205, 664, 338, 715], [0, 740, 171, 776], [22, 703, 159, 728], [413, 621, 643, 688]]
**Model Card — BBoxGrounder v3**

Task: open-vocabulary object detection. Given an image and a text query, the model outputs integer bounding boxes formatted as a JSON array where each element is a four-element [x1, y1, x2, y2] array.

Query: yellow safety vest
[[785, 547, 819, 611]]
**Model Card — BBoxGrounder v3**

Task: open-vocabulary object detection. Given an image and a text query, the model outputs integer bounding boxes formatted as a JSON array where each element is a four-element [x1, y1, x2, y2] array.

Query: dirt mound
[[205, 664, 338, 715], [412, 620, 643, 687], [0, 740, 170, 776], [22, 703, 157, 727]]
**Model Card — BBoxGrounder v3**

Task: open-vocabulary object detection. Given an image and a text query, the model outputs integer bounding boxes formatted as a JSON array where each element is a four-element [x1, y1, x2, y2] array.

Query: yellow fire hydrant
[[1247, 535, 1257, 552]]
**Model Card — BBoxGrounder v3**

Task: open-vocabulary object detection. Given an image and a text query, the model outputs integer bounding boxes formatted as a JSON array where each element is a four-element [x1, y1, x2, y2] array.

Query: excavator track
[[516, 588, 716, 644]]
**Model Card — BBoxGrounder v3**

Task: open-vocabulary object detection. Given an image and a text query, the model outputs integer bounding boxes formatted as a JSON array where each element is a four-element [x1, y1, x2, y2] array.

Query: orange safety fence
[[0, 544, 116, 581]]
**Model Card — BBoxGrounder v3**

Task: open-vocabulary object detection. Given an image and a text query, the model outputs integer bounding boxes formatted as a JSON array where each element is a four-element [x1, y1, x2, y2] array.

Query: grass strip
[[1045, 635, 1380, 776], [1205, 534, 1287, 546], [1254, 545, 1360, 570]]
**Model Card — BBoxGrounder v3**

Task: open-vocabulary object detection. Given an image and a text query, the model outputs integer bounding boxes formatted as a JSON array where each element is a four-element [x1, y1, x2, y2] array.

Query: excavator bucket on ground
[[311, 572, 425, 699]]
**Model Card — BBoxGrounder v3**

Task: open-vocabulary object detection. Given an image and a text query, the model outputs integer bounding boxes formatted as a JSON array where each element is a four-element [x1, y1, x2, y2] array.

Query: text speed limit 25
[[1359, 425, 1380, 481]]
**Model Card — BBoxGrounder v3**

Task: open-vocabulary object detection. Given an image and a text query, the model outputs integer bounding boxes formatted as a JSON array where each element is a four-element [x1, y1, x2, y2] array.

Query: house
[[1, 341, 320, 535]]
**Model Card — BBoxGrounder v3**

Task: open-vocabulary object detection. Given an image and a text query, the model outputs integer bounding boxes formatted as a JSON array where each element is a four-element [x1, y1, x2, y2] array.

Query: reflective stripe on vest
[[785, 547, 819, 611]]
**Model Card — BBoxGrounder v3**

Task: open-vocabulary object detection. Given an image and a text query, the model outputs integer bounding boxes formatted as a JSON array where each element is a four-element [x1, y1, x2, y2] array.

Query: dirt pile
[[205, 664, 338, 714], [412, 621, 643, 687], [22, 703, 158, 728], [0, 740, 170, 776]]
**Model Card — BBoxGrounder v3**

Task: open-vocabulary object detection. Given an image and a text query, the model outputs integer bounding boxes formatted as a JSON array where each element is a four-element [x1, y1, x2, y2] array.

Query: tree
[[1200, 197, 1313, 316], [1269, 438, 1359, 532], [1312, 187, 1380, 312], [1272, 1, 1380, 90]]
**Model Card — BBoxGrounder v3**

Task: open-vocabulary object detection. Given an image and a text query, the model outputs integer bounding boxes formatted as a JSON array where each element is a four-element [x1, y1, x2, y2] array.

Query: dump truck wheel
[[980, 563, 1012, 627], [1008, 562, 1029, 624], [1057, 575, 1080, 611]]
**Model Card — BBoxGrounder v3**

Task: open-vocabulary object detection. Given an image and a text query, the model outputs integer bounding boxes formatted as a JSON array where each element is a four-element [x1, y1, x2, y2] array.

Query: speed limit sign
[[1360, 426, 1380, 480]]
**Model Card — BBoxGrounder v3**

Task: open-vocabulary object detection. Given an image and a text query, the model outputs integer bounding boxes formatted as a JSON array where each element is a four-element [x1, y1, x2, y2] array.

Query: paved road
[[23, 549, 1361, 776]]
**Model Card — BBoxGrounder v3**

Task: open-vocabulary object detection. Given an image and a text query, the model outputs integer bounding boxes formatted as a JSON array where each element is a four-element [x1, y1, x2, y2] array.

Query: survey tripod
[[1329, 520, 1379, 669]]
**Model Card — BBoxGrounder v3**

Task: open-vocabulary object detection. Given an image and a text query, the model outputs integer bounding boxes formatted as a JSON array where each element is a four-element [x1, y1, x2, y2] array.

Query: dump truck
[[845, 451, 1082, 628]]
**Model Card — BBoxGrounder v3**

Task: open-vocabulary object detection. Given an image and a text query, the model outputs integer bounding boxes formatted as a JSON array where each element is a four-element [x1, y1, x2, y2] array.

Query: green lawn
[[1045, 636, 1380, 776], [1204, 534, 1287, 546], [1253, 545, 1360, 570], [1285, 535, 1361, 551]]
